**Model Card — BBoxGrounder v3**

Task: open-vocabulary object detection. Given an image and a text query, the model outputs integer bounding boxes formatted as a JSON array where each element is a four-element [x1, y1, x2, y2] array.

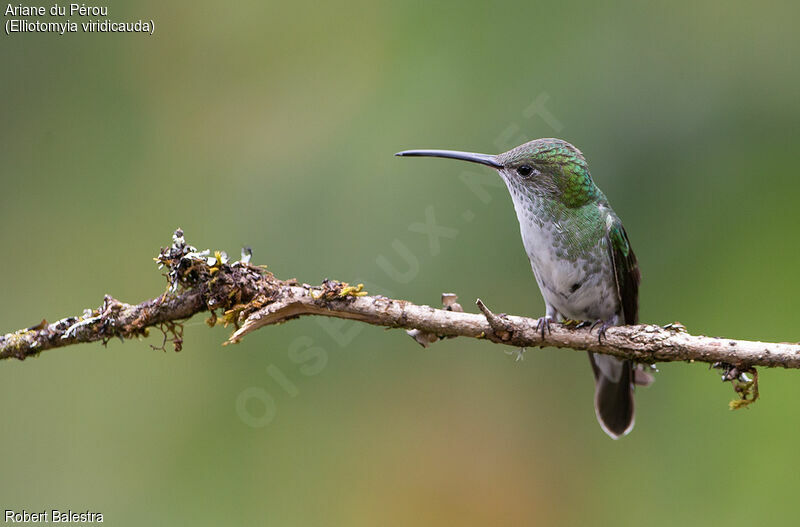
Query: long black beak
[[395, 149, 502, 169]]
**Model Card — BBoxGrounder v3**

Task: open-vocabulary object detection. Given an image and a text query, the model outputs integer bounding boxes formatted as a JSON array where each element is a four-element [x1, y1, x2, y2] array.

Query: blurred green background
[[2, 0, 800, 525]]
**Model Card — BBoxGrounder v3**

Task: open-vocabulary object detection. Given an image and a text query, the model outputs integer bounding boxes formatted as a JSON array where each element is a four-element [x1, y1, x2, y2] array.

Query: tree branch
[[2, 231, 798, 383]]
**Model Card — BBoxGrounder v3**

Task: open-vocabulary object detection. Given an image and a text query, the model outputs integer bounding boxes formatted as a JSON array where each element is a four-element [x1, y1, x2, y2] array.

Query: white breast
[[510, 197, 619, 322]]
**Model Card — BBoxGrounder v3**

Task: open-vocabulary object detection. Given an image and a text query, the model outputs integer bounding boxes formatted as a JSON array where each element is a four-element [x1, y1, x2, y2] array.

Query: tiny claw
[[536, 316, 553, 339], [590, 319, 613, 344]]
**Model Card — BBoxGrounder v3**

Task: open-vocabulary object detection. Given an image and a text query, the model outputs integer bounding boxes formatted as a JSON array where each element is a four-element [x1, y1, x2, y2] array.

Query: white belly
[[517, 216, 618, 322]]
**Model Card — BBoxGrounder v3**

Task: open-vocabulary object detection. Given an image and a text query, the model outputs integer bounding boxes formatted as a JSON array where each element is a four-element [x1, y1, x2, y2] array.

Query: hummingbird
[[396, 138, 645, 438]]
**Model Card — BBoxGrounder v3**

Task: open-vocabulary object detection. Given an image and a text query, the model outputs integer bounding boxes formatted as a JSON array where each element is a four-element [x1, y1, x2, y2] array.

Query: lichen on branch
[[3, 229, 799, 411]]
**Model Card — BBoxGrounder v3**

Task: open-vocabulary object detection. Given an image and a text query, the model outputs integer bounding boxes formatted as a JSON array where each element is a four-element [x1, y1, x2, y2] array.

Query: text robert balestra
[[4, 510, 104, 523]]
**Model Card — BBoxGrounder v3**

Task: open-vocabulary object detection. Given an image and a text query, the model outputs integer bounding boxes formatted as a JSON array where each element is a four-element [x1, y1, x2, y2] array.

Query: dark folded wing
[[605, 217, 640, 325]]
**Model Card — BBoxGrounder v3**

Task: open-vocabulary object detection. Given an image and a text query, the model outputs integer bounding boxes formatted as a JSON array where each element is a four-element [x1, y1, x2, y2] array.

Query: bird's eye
[[517, 165, 534, 177]]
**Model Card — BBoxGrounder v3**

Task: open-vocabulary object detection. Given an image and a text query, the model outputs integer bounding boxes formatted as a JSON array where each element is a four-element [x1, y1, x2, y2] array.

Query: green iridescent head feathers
[[497, 138, 602, 208]]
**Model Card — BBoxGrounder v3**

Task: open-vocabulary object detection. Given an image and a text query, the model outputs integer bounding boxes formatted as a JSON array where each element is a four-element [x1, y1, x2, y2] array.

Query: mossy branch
[[2, 230, 798, 410]]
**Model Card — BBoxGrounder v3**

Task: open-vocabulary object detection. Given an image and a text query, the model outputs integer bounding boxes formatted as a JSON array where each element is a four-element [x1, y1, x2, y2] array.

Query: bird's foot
[[505, 348, 526, 362], [590, 319, 614, 344], [535, 316, 554, 339]]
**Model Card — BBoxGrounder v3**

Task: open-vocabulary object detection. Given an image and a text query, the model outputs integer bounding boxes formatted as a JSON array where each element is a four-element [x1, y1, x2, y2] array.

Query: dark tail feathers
[[588, 353, 635, 439]]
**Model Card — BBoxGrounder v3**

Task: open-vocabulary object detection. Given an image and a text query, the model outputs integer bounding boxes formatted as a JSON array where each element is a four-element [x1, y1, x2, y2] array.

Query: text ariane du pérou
[[4, 510, 104, 523]]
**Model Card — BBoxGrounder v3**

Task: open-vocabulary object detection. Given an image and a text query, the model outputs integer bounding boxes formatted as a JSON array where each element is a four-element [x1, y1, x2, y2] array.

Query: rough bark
[[2, 231, 797, 390]]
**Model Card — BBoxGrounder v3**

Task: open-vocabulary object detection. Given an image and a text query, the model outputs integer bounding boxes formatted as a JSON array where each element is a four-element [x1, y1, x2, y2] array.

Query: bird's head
[[396, 138, 601, 208]]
